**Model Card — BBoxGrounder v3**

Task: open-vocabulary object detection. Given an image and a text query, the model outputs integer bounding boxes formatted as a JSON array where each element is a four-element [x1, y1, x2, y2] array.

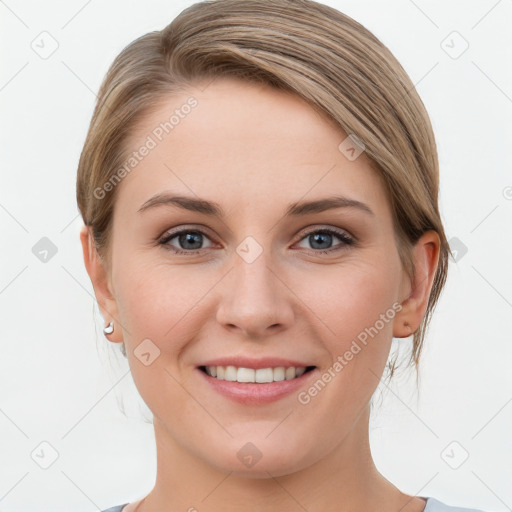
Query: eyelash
[[158, 226, 355, 255]]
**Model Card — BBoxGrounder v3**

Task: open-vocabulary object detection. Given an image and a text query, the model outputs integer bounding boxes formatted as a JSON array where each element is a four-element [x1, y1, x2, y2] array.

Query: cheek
[[113, 258, 217, 356], [112, 262, 203, 417], [307, 258, 399, 346], [296, 258, 400, 404]]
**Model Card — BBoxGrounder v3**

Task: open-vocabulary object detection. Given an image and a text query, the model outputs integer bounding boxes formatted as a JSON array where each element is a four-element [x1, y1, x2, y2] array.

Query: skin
[[81, 77, 439, 512]]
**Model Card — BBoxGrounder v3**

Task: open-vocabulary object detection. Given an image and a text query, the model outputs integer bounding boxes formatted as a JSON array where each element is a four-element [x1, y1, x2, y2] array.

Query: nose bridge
[[235, 246, 277, 300], [216, 242, 292, 336]]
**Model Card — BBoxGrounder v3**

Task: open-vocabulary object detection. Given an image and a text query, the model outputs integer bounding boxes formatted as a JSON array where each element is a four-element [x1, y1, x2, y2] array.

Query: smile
[[197, 364, 318, 405], [200, 365, 316, 383]]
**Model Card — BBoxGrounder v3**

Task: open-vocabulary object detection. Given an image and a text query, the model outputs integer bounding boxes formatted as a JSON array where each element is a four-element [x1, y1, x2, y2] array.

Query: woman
[[77, 0, 493, 511]]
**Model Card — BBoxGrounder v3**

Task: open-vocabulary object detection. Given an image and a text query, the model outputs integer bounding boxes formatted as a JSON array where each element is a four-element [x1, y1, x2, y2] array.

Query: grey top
[[100, 497, 493, 512]]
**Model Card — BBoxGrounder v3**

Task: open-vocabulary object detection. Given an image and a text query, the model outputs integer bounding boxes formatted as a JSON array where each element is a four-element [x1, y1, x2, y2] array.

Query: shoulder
[[99, 505, 128, 512], [424, 497, 494, 512]]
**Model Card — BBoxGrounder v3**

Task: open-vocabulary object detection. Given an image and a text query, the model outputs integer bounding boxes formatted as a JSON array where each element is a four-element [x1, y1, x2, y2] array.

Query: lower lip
[[197, 367, 317, 405]]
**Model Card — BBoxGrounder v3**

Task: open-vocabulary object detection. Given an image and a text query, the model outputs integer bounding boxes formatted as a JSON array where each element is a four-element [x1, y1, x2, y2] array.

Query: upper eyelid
[[160, 225, 216, 243], [296, 225, 352, 238], [160, 224, 351, 237]]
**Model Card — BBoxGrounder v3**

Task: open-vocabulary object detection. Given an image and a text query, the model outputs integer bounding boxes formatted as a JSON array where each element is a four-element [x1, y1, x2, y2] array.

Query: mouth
[[198, 365, 317, 383], [196, 364, 318, 405]]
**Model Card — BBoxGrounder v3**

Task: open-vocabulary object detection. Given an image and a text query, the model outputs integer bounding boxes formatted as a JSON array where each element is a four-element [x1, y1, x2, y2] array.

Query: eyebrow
[[137, 193, 375, 217]]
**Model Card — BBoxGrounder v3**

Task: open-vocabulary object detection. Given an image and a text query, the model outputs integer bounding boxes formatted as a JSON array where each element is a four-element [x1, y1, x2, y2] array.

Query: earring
[[103, 321, 114, 335]]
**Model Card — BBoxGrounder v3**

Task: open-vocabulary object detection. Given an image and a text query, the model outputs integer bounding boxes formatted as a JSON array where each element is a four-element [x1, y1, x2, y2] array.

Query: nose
[[216, 249, 294, 339]]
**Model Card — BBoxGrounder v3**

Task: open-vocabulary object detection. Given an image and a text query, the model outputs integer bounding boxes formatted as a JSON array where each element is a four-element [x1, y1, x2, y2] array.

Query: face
[[92, 77, 417, 477]]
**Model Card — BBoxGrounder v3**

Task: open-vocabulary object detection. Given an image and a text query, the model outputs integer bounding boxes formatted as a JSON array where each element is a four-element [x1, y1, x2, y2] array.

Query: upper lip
[[198, 357, 316, 370]]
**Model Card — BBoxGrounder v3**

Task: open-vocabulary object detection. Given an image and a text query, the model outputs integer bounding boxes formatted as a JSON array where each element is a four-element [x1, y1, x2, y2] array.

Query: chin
[[204, 440, 315, 479], [217, 458, 306, 479]]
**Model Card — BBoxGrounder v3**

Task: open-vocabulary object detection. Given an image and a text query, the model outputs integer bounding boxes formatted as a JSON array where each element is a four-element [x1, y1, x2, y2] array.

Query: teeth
[[204, 365, 309, 383]]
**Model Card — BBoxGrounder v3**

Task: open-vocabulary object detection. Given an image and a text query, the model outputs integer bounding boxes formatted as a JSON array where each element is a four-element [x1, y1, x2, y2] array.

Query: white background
[[1, 1, 511, 511]]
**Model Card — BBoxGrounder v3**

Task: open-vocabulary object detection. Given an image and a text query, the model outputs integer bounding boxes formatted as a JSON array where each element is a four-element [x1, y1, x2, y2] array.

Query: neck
[[139, 405, 419, 512]]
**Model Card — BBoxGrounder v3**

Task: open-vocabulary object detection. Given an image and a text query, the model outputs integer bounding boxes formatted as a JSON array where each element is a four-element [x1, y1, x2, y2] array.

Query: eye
[[159, 228, 214, 254], [295, 227, 354, 254], [158, 226, 355, 255]]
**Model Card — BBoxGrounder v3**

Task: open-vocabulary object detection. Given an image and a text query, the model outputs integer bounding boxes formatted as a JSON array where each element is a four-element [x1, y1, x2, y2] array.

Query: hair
[[76, 0, 451, 384]]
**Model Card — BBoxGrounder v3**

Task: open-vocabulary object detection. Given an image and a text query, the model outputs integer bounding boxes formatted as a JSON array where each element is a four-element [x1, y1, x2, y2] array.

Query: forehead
[[129, 77, 343, 155], [114, 77, 390, 220]]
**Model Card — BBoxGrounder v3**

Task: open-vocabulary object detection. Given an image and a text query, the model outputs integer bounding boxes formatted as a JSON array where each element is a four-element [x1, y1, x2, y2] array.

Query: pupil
[[180, 232, 202, 250], [311, 232, 331, 250]]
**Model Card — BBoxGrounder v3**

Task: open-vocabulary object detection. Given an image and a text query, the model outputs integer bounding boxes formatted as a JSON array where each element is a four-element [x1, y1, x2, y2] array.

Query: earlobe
[[79, 225, 123, 344], [393, 231, 440, 339]]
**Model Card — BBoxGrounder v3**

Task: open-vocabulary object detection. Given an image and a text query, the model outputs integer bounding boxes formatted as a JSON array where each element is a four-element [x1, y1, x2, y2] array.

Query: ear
[[80, 224, 124, 344], [393, 230, 441, 338]]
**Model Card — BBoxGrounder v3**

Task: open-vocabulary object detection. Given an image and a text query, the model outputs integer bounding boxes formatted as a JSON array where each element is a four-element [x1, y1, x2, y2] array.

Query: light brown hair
[[76, 0, 450, 380]]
